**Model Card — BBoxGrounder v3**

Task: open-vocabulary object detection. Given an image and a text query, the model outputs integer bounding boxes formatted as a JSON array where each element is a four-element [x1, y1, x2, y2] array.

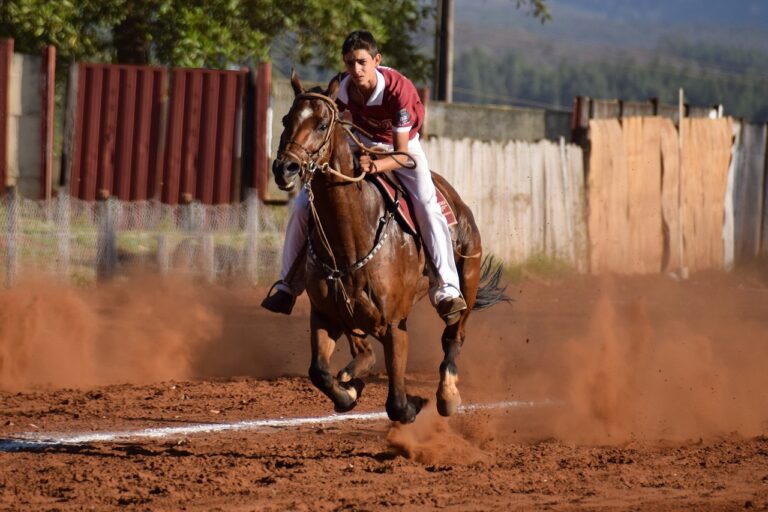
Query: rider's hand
[[359, 154, 379, 174]]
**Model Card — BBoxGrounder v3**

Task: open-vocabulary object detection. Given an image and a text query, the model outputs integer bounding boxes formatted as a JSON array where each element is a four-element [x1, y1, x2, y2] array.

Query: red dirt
[[0, 270, 767, 510]]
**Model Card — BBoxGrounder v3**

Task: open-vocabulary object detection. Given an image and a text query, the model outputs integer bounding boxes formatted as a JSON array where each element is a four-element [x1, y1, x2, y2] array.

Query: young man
[[262, 30, 467, 325]]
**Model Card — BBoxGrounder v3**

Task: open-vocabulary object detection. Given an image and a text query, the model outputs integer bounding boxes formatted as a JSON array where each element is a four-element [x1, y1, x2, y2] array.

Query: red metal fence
[[161, 68, 246, 205], [68, 64, 168, 202], [0, 39, 13, 190], [65, 62, 268, 204]]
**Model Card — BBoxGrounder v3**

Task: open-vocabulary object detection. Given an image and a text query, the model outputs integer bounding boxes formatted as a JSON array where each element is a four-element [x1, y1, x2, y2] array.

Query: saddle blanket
[[372, 174, 457, 236]]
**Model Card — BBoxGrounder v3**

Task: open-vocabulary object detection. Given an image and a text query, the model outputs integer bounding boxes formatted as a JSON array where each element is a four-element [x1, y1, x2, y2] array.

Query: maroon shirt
[[334, 66, 424, 144]]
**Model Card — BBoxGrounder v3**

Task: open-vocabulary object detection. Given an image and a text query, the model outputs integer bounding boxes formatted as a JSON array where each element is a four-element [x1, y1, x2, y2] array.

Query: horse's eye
[[317, 123, 328, 131]]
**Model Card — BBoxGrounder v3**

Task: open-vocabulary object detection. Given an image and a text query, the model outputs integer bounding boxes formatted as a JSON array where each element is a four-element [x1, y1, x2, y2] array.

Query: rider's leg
[[392, 136, 466, 322], [276, 187, 310, 294], [262, 188, 309, 314]]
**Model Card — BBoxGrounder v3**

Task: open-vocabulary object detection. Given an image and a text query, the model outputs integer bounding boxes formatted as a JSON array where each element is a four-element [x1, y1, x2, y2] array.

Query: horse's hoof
[[407, 394, 426, 414], [334, 400, 358, 413], [389, 405, 417, 424], [346, 378, 365, 398], [436, 393, 461, 417], [333, 379, 365, 413], [400, 395, 426, 424], [437, 366, 461, 416]]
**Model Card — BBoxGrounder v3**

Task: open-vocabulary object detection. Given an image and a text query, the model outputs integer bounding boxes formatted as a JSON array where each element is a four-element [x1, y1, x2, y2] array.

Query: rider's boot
[[429, 270, 467, 326], [436, 295, 467, 326], [261, 283, 297, 315]]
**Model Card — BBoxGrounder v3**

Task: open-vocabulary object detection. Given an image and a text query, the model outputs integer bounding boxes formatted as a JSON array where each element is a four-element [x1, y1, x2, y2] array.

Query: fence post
[[253, 62, 271, 201], [41, 45, 56, 200], [5, 187, 18, 287], [180, 192, 201, 232], [0, 40, 13, 195], [97, 189, 117, 279], [245, 189, 260, 283], [201, 233, 215, 283], [156, 233, 170, 275], [57, 191, 70, 279]]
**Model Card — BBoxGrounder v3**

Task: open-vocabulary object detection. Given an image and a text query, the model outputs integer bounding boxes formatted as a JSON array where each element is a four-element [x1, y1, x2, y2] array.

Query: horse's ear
[[326, 73, 341, 100], [290, 69, 304, 96]]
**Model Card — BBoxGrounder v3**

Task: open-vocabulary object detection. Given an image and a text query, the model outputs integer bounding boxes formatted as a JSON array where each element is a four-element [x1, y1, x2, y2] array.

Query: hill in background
[[452, 0, 768, 121]]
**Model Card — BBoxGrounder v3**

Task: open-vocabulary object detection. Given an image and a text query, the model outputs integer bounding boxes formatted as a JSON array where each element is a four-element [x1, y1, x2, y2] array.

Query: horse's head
[[272, 71, 341, 191]]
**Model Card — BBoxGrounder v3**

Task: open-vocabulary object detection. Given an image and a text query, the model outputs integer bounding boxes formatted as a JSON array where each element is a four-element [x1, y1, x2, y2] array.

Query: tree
[[0, 0, 548, 82]]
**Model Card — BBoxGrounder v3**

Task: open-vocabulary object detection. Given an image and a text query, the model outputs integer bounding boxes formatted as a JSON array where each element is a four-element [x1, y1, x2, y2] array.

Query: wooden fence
[[729, 122, 768, 263], [588, 117, 735, 274], [422, 137, 588, 270]]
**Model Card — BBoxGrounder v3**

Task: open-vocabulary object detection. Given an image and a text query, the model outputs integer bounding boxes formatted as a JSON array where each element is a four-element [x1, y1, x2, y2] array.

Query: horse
[[270, 71, 509, 424]]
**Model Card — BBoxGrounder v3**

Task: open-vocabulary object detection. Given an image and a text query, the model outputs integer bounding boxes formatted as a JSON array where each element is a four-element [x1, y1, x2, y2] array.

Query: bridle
[[275, 91, 415, 317], [277, 92, 340, 182], [276, 91, 416, 185]]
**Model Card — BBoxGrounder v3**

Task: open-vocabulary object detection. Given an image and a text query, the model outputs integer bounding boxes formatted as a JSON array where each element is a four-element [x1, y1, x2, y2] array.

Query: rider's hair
[[341, 30, 378, 57]]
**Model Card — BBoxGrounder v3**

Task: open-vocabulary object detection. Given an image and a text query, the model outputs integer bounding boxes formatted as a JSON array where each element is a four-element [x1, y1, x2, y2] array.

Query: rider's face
[[342, 49, 381, 92]]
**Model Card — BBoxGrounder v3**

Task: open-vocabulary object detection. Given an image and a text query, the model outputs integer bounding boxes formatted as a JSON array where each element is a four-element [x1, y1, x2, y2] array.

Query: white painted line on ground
[[0, 399, 554, 452]]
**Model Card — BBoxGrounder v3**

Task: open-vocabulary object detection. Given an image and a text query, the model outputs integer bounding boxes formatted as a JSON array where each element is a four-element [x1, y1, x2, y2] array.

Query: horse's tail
[[473, 255, 512, 310]]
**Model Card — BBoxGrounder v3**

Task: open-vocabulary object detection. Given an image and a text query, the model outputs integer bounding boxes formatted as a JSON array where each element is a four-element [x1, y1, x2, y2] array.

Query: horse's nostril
[[272, 160, 300, 177]]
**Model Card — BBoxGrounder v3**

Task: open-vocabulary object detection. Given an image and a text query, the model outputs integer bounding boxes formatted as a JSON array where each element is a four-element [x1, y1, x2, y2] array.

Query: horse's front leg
[[308, 311, 364, 413], [337, 332, 376, 383], [384, 320, 425, 424]]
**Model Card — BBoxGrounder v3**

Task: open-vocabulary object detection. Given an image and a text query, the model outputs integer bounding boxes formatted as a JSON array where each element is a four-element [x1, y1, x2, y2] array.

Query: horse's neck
[[311, 129, 380, 260]]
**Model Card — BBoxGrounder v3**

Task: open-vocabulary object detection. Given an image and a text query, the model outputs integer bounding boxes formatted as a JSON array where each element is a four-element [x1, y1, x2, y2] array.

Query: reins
[[278, 91, 414, 316]]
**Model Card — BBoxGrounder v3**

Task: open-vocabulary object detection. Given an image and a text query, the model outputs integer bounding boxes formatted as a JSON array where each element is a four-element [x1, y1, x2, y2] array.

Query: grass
[[503, 252, 574, 284]]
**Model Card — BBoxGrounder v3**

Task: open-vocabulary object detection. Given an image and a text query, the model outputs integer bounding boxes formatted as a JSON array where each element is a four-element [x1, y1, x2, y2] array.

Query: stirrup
[[261, 281, 296, 315], [437, 296, 467, 326]]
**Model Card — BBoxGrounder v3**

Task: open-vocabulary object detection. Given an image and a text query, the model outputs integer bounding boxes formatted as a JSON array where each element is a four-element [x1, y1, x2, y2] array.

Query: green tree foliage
[[0, 0, 426, 73], [455, 42, 768, 122], [0, 0, 548, 82]]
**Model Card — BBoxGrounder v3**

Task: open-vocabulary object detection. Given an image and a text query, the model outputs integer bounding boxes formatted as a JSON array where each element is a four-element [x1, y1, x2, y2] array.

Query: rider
[[262, 29, 467, 325]]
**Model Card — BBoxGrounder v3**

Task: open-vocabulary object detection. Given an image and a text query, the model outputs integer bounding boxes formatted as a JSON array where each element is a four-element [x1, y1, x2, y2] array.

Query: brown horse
[[270, 72, 508, 423]]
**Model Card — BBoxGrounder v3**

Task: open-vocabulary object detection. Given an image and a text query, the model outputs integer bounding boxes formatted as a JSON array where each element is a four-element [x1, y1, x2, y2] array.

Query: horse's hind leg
[[308, 312, 364, 413], [437, 253, 480, 416], [337, 331, 376, 383], [384, 320, 425, 424], [437, 319, 467, 416]]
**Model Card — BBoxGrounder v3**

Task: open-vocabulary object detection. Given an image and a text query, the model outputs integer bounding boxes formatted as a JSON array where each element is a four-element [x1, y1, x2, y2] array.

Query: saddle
[[369, 173, 457, 238]]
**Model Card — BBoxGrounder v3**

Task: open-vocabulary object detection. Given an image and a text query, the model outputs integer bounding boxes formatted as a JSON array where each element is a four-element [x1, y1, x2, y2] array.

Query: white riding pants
[[277, 134, 462, 304]]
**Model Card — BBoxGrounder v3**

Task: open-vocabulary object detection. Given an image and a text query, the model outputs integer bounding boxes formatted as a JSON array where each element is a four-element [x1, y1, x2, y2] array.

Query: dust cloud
[[555, 283, 768, 443], [0, 276, 224, 390], [453, 275, 768, 444], [1, 270, 767, 447], [386, 401, 489, 465]]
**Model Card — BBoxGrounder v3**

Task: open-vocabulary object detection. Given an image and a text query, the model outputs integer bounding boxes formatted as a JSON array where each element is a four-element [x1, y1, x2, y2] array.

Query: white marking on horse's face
[[297, 107, 313, 125], [339, 372, 351, 383], [346, 386, 358, 401]]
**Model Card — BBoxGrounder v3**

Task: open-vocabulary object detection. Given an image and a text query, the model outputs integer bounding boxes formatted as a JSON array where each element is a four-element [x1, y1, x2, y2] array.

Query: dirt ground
[[0, 268, 767, 511]]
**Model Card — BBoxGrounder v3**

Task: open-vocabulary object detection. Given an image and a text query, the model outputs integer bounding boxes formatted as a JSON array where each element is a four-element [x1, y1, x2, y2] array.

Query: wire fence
[[0, 191, 288, 287]]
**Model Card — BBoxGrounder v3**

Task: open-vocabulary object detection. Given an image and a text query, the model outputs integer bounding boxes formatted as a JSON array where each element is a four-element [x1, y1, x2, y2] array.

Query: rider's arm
[[359, 130, 412, 173]]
